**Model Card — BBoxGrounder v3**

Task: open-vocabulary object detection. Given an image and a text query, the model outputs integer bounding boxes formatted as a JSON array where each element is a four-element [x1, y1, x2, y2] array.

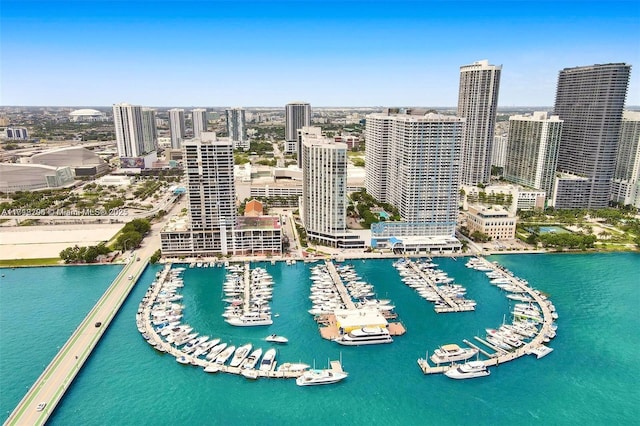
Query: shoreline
[[3, 246, 638, 269]]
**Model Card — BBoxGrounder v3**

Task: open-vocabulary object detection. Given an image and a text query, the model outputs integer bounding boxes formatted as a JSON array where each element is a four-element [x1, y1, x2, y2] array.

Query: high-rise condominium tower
[[457, 59, 502, 185], [225, 107, 248, 151], [611, 111, 640, 208], [141, 108, 157, 154], [192, 108, 208, 139], [504, 112, 563, 202], [554, 63, 631, 209], [169, 108, 186, 149], [183, 132, 236, 253], [285, 102, 311, 154], [302, 135, 364, 248], [113, 103, 145, 157], [365, 110, 464, 237]]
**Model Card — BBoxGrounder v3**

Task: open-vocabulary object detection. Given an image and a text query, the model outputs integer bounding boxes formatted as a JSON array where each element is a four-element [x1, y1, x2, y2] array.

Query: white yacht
[[259, 348, 277, 372], [214, 345, 236, 365], [444, 361, 490, 379], [265, 334, 288, 344], [334, 327, 393, 346], [277, 362, 310, 372], [241, 348, 263, 370], [296, 369, 348, 386], [229, 343, 252, 367], [206, 342, 228, 360], [225, 315, 273, 327], [430, 344, 479, 364]]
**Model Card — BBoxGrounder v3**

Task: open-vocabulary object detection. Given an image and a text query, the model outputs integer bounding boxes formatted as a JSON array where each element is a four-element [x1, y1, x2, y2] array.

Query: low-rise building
[[465, 204, 516, 240]]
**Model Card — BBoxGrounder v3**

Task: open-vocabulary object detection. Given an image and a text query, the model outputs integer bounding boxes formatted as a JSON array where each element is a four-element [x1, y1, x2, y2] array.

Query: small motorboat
[[265, 334, 288, 344]]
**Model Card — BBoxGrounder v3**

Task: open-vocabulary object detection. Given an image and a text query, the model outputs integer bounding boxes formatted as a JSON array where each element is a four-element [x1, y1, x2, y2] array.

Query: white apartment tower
[[492, 135, 508, 168], [457, 59, 502, 185], [297, 126, 323, 169], [192, 108, 208, 139], [504, 112, 563, 202], [169, 108, 186, 149], [364, 113, 394, 201], [302, 136, 363, 248], [285, 102, 311, 154], [365, 111, 464, 238], [611, 111, 640, 208], [225, 107, 248, 150], [141, 108, 158, 154], [184, 133, 236, 254], [113, 103, 145, 157]]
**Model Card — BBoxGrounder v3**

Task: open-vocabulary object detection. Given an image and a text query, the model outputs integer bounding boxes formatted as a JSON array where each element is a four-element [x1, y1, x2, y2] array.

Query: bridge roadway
[[5, 240, 159, 425]]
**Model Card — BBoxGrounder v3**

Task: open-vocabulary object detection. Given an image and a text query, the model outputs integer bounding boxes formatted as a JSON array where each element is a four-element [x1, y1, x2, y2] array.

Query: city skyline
[[2, 0, 639, 107]]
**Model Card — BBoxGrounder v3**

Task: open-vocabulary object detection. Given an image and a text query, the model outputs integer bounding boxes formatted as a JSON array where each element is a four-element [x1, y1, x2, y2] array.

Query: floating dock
[[417, 257, 556, 375]]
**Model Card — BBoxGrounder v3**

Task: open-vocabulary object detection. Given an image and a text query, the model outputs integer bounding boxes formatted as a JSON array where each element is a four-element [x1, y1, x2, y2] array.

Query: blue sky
[[1, 0, 639, 107]]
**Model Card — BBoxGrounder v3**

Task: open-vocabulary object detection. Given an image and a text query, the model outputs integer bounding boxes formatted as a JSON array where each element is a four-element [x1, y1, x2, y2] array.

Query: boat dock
[[6, 256, 151, 426], [138, 264, 305, 380], [406, 261, 475, 313], [324, 261, 356, 309], [417, 257, 556, 375]]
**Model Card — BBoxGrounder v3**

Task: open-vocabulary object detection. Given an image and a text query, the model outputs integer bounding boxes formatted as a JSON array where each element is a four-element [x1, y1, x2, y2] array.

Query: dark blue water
[[2, 253, 639, 425]]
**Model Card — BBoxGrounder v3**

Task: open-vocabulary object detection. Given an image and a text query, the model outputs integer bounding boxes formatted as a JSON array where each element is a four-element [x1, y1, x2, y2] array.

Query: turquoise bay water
[[0, 265, 122, 420], [1, 253, 639, 425]]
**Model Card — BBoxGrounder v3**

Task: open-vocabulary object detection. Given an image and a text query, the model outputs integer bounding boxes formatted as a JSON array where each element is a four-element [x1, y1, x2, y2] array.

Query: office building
[[554, 63, 631, 208], [465, 204, 516, 241], [285, 102, 311, 154], [4, 127, 29, 140], [225, 107, 248, 150], [457, 59, 502, 185], [169, 108, 186, 149], [113, 103, 145, 157], [141, 108, 158, 154], [301, 135, 364, 248], [611, 111, 640, 208], [504, 112, 563, 202], [192, 108, 208, 139]]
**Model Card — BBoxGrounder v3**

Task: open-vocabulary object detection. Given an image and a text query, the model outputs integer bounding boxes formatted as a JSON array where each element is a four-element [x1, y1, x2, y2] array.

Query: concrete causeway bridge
[[5, 253, 152, 426]]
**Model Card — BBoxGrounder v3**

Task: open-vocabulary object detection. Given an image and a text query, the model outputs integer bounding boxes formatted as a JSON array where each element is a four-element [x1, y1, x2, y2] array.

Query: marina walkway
[[417, 257, 556, 375], [6, 239, 159, 425], [324, 261, 356, 309]]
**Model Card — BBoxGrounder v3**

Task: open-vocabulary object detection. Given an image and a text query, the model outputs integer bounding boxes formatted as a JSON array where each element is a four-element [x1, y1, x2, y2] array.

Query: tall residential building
[[297, 126, 323, 168], [365, 111, 464, 243], [302, 135, 363, 248], [492, 135, 508, 168], [184, 132, 236, 253], [141, 108, 158, 154], [611, 111, 640, 207], [457, 59, 502, 185], [553, 63, 631, 209], [285, 102, 311, 154], [225, 107, 248, 150], [503, 112, 563, 202], [169, 108, 186, 149], [364, 112, 394, 201], [113, 103, 145, 157], [192, 108, 208, 139]]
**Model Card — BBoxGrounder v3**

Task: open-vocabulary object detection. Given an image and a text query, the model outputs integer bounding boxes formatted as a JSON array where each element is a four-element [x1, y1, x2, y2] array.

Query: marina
[[136, 263, 347, 382], [417, 256, 557, 377], [1, 253, 638, 425]]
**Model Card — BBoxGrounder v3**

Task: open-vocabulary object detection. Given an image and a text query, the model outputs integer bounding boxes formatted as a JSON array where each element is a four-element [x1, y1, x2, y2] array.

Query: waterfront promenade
[[5, 235, 160, 425]]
